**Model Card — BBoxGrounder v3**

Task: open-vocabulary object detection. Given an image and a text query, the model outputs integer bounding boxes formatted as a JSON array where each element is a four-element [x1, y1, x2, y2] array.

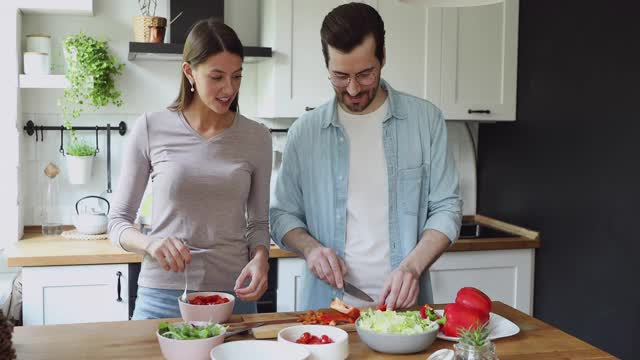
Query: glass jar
[[454, 341, 498, 360], [41, 175, 62, 235]]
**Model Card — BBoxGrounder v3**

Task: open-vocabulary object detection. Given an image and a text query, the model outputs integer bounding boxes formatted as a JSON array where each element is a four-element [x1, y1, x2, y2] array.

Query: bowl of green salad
[[356, 309, 439, 354], [156, 321, 227, 360]]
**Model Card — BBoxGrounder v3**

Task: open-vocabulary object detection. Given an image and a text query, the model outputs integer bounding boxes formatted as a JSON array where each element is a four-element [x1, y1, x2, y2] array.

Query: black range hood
[[128, 0, 271, 63]]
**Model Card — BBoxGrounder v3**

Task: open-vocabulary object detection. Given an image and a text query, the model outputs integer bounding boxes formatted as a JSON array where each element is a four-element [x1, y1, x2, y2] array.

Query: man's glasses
[[328, 69, 377, 88]]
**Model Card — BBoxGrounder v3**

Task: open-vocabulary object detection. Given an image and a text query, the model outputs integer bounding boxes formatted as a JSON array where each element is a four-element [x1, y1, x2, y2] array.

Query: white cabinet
[[257, 0, 430, 118], [426, 0, 519, 121], [430, 249, 534, 315], [257, 0, 518, 120], [256, 0, 339, 118], [277, 249, 535, 315], [276, 257, 306, 312], [22, 264, 129, 325], [377, 1, 428, 99]]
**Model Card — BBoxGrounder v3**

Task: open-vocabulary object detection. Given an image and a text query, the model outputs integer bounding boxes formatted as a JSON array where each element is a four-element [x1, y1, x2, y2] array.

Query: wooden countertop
[[6, 215, 539, 267], [12, 302, 613, 359], [6, 230, 295, 267]]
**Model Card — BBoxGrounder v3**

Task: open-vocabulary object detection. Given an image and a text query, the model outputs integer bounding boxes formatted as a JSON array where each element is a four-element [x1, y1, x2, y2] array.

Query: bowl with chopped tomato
[[178, 291, 235, 323], [278, 324, 348, 360], [156, 321, 226, 360]]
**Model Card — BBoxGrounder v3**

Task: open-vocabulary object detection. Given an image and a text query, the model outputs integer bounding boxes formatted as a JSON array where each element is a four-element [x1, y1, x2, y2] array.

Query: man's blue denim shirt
[[270, 79, 463, 310]]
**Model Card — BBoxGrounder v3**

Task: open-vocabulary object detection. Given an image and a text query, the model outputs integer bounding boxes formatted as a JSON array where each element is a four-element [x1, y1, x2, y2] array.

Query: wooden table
[[13, 302, 614, 359]]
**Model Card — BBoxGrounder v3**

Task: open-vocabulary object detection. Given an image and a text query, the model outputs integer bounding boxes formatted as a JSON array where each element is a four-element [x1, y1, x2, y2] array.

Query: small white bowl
[[278, 325, 349, 360], [179, 292, 235, 323], [210, 340, 310, 360], [157, 321, 225, 360]]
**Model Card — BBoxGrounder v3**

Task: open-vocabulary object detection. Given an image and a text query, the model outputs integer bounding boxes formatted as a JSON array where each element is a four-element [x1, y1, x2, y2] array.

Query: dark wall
[[477, 1, 640, 358]]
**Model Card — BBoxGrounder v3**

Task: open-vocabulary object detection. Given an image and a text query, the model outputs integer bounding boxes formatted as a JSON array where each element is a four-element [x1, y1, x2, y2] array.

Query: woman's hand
[[234, 246, 269, 302], [145, 237, 192, 272]]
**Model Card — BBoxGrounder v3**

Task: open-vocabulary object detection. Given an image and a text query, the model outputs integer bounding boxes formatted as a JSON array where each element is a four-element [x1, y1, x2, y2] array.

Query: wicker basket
[[133, 16, 167, 42]]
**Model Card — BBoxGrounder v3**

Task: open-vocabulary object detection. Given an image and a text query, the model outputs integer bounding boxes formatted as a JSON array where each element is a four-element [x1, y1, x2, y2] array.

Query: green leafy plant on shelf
[[57, 32, 125, 156]]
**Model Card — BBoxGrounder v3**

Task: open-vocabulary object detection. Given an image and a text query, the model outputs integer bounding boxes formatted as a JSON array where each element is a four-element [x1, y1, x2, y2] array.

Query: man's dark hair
[[320, 2, 386, 68]]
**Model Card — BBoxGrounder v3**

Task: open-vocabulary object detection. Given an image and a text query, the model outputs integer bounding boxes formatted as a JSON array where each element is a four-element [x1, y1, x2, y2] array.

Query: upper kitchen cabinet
[[377, 1, 428, 99], [426, 0, 519, 121], [256, 0, 430, 118], [256, 0, 340, 118]]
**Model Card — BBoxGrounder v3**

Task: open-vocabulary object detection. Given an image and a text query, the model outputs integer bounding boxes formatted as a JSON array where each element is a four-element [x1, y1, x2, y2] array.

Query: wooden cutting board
[[252, 322, 356, 339]]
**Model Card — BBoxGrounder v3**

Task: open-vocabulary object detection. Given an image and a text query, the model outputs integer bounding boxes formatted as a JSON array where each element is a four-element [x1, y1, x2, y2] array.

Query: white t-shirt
[[338, 99, 391, 307]]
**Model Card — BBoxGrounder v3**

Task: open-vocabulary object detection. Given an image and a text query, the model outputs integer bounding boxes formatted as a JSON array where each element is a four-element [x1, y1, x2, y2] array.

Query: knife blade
[[343, 281, 374, 302]]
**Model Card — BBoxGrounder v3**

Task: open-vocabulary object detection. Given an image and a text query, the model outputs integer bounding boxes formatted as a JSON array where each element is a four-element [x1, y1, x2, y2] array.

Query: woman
[[108, 19, 272, 319]]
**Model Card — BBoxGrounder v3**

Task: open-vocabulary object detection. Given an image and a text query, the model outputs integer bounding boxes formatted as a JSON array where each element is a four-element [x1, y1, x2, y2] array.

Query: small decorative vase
[[453, 341, 498, 360]]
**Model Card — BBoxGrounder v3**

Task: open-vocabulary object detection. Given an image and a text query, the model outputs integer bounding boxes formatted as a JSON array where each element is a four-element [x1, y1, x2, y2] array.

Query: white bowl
[[179, 292, 235, 323], [355, 318, 439, 354], [210, 340, 310, 360], [278, 325, 349, 360], [157, 321, 225, 360]]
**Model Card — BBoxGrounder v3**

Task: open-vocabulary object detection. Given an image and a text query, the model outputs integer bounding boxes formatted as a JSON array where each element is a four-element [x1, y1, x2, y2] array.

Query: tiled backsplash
[[20, 114, 295, 227], [21, 112, 137, 226], [20, 113, 476, 226]]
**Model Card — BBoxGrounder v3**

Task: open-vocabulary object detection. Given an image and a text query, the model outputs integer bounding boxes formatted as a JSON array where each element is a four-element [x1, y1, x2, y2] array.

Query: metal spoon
[[180, 261, 189, 303]]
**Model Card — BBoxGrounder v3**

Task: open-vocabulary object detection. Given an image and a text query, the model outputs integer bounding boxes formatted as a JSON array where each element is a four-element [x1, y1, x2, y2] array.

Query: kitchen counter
[[6, 227, 296, 267], [6, 215, 539, 267], [13, 301, 613, 359]]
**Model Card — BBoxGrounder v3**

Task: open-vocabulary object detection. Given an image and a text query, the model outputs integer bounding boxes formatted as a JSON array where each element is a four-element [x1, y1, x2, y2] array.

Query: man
[[270, 2, 462, 311]]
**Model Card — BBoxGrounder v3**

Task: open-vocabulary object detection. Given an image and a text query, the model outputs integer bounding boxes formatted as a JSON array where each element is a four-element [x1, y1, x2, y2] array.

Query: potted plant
[[58, 32, 124, 184], [453, 323, 498, 360], [134, 0, 167, 43]]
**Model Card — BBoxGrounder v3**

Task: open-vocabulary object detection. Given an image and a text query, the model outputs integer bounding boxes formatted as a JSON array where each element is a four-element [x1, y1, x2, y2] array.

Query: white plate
[[434, 310, 520, 341]]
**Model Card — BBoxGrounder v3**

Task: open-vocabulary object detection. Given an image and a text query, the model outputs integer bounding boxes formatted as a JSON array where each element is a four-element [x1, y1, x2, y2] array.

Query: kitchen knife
[[343, 281, 374, 302]]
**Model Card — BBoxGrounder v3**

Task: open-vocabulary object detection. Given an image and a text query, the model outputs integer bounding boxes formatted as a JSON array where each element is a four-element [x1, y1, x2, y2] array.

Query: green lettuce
[[357, 309, 438, 335], [158, 322, 226, 340]]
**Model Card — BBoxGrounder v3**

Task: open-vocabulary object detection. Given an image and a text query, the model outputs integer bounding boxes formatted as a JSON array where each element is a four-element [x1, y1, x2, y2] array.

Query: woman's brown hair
[[168, 18, 244, 112]]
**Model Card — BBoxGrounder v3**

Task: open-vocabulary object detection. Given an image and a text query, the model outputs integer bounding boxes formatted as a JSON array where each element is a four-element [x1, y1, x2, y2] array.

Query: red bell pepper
[[441, 303, 489, 337], [455, 287, 492, 316], [329, 298, 361, 320], [318, 311, 356, 325]]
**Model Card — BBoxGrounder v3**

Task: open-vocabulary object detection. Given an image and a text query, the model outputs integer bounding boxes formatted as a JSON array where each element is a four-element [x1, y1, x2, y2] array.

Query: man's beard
[[337, 81, 379, 113]]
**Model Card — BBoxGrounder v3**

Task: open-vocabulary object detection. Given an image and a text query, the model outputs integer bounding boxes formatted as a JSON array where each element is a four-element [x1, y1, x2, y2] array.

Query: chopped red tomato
[[190, 294, 230, 305], [376, 304, 387, 312], [295, 332, 334, 345]]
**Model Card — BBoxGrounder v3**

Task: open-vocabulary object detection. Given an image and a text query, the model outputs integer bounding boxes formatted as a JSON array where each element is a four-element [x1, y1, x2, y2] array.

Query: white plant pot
[[66, 155, 94, 184]]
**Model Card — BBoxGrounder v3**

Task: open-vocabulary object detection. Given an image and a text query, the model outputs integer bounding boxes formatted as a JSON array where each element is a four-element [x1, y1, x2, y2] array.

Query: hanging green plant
[[57, 32, 125, 156]]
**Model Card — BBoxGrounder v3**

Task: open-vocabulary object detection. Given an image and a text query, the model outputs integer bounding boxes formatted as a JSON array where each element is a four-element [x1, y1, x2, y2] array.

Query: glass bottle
[[42, 163, 62, 235], [454, 341, 498, 360]]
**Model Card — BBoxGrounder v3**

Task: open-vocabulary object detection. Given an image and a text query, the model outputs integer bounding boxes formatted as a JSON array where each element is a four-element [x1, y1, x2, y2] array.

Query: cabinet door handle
[[116, 271, 123, 302], [305, 106, 315, 111], [468, 109, 491, 114]]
